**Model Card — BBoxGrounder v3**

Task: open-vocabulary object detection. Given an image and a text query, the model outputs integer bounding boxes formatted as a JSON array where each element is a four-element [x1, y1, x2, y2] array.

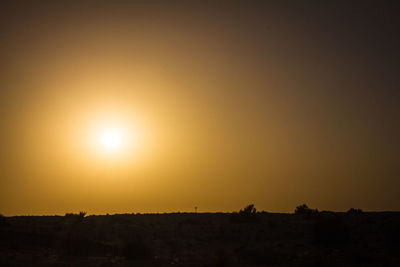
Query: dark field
[[1, 209, 400, 266]]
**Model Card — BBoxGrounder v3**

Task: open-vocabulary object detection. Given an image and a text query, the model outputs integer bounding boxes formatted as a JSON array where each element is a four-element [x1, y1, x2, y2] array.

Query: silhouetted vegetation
[[230, 204, 260, 222], [295, 204, 319, 215], [65, 211, 87, 223], [347, 208, 363, 214], [240, 204, 257, 214]]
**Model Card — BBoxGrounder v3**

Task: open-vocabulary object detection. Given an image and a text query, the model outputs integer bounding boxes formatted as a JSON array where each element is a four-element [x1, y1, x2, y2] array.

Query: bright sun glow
[[84, 114, 144, 160], [99, 129, 122, 150]]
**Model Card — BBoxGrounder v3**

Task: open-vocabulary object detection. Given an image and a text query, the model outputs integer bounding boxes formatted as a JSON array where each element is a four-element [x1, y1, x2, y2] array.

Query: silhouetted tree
[[79, 211, 87, 219], [347, 208, 363, 214], [65, 211, 86, 222], [231, 204, 259, 222], [295, 204, 318, 214], [239, 204, 257, 215]]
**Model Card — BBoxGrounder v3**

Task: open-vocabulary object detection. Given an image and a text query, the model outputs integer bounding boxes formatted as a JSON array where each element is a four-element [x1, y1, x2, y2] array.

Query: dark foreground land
[[1, 210, 400, 266]]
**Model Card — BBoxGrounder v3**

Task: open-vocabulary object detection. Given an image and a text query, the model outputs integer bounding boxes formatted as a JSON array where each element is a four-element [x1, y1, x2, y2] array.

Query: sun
[[99, 129, 123, 150], [83, 114, 144, 159]]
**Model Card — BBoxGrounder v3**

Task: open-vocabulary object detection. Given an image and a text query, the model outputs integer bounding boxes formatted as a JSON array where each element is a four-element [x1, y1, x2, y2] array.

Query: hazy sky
[[1, 1, 399, 215]]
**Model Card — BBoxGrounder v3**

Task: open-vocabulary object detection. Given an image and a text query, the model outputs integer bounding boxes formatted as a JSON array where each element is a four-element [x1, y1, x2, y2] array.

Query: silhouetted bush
[[65, 211, 86, 222], [230, 204, 259, 222], [240, 204, 257, 215], [314, 216, 349, 247], [295, 204, 318, 215], [347, 208, 363, 214]]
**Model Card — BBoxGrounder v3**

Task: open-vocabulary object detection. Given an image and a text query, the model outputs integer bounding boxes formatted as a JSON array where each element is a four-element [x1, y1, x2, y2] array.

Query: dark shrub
[[314, 216, 349, 247], [347, 208, 363, 214], [240, 204, 257, 215], [78, 211, 86, 220], [230, 204, 259, 222], [65, 211, 86, 222], [295, 204, 318, 215]]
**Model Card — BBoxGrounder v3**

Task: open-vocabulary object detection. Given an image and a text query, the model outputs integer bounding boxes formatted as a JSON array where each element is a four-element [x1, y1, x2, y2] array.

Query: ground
[[0, 211, 400, 266]]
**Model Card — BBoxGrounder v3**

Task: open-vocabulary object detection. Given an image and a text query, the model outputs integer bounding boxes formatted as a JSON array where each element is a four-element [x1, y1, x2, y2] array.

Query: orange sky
[[0, 1, 399, 215]]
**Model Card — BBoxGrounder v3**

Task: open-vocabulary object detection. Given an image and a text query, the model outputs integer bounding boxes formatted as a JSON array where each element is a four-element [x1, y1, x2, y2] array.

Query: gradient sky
[[1, 1, 399, 215]]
